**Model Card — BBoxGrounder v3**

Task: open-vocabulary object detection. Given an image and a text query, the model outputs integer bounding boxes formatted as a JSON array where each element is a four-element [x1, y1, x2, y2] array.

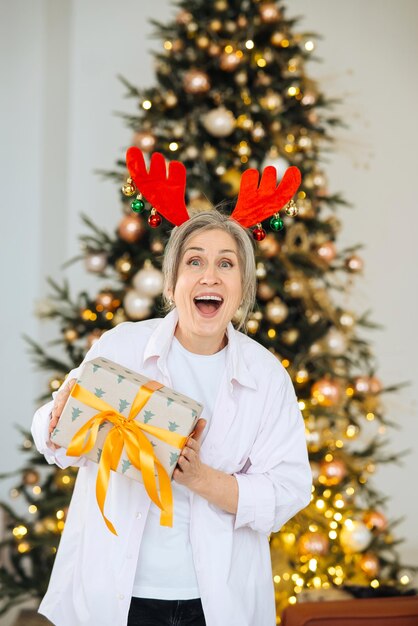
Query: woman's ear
[[165, 286, 174, 305]]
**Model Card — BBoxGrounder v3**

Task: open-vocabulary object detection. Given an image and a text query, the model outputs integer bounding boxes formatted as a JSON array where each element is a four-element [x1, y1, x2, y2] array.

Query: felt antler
[[126, 147, 190, 226], [230, 165, 302, 228]]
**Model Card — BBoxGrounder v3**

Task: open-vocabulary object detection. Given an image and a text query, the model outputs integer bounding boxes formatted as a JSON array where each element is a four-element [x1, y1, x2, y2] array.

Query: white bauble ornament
[[261, 154, 290, 178], [324, 327, 348, 355], [132, 264, 164, 297], [203, 107, 236, 137], [123, 290, 152, 320], [84, 251, 107, 273], [340, 520, 372, 553]]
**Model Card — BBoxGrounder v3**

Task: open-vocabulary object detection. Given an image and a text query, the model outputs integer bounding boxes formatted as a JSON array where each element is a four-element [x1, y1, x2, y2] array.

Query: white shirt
[[32, 309, 312, 626], [133, 336, 227, 600]]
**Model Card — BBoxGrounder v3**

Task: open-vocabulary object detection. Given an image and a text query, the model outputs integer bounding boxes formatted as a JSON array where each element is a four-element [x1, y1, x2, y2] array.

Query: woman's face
[[169, 229, 243, 345]]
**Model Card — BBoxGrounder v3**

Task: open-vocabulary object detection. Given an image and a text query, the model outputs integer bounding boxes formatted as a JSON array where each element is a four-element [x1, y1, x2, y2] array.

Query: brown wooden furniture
[[281, 595, 418, 626]]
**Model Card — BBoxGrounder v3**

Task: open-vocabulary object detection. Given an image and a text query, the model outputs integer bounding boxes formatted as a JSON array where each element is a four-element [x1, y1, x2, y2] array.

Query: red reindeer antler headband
[[122, 146, 301, 240]]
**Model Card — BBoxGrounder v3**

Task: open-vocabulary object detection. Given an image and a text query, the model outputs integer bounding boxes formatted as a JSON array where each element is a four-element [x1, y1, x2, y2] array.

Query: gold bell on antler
[[122, 177, 137, 197]]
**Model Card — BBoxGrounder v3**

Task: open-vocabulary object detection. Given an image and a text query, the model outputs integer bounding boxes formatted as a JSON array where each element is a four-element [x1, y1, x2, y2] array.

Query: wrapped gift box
[[51, 356, 203, 485]]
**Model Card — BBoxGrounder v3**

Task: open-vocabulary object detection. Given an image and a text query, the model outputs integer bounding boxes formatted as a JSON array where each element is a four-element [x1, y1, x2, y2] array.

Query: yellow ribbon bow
[[66, 382, 187, 535]]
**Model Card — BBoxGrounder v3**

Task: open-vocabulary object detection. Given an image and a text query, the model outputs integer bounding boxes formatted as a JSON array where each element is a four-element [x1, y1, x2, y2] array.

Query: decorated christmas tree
[[0, 0, 415, 620]]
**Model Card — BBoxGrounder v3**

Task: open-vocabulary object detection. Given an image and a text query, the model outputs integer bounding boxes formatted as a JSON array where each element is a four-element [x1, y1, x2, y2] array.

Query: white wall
[[1, 1, 417, 621]]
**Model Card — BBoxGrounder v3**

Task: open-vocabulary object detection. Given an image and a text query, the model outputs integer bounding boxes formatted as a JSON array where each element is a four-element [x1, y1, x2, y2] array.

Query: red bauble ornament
[[148, 211, 162, 228], [253, 225, 266, 241]]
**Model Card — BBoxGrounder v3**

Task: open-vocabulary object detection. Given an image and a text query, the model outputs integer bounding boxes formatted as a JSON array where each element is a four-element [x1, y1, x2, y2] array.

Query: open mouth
[[193, 295, 224, 317]]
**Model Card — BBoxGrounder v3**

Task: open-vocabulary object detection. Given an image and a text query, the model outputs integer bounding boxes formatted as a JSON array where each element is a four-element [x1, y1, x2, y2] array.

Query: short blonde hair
[[162, 210, 256, 330]]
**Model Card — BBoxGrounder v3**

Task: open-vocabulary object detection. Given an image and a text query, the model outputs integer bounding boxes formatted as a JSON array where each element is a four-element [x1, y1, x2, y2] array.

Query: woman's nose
[[199, 264, 220, 284]]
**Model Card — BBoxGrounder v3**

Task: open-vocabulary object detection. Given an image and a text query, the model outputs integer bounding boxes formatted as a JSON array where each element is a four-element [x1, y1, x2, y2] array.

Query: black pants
[[128, 597, 206, 626]]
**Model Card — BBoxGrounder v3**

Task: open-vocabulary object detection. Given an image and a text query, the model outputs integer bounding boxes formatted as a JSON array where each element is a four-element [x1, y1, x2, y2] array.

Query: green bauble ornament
[[270, 215, 284, 231], [131, 197, 145, 213]]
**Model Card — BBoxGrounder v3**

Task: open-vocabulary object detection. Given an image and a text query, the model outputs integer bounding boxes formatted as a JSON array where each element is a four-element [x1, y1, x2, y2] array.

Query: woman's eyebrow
[[184, 246, 237, 255]]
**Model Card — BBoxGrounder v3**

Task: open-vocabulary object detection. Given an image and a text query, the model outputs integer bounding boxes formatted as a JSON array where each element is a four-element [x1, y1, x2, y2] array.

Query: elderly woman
[[32, 209, 312, 626]]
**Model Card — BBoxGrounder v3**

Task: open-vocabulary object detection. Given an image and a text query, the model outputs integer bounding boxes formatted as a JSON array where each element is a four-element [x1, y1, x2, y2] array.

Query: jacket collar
[[143, 309, 257, 391]]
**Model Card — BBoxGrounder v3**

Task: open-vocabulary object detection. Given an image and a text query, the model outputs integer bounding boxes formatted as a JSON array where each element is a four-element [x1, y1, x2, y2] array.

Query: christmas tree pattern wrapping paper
[[51, 356, 202, 487]]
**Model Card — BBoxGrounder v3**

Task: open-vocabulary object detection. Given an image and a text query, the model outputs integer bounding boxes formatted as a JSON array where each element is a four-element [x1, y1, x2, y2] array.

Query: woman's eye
[[188, 258, 201, 266], [220, 260, 233, 268]]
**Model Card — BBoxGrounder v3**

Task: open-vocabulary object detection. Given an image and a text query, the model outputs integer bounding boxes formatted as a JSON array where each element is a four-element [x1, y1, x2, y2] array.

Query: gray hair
[[161, 210, 257, 331]]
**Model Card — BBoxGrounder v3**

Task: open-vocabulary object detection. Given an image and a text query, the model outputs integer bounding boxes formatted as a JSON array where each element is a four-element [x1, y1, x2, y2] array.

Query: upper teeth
[[195, 295, 223, 301]]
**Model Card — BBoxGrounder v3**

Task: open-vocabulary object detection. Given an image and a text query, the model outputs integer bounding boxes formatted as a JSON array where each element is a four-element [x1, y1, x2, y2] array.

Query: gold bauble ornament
[[359, 552, 380, 578], [345, 254, 364, 272], [369, 376, 383, 394], [295, 368, 309, 384], [316, 241, 337, 264], [363, 510, 388, 533], [339, 310, 356, 330], [259, 2, 281, 22], [298, 532, 329, 556], [214, 0, 228, 10], [319, 458, 347, 486], [150, 239, 164, 254], [184, 145, 199, 160], [252, 124, 266, 141], [306, 428, 322, 453], [96, 290, 117, 311], [64, 328, 78, 343], [256, 262, 267, 279], [171, 39, 184, 53], [176, 9, 193, 24], [246, 319, 259, 334], [183, 69, 211, 94], [257, 282, 275, 301], [271, 31, 285, 46], [235, 71, 247, 86], [121, 180, 136, 197], [208, 43, 221, 57], [237, 15, 248, 28], [112, 308, 128, 326], [266, 298, 289, 324], [284, 276, 305, 298], [209, 19, 222, 32], [133, 130, 156, 153], [260, 90, 283, 112], [220, 168, 242, 196], [115, 254, 133, 276], [165, 92, 178, 108], [220, 51, 242, 72], [196, 35, 210, 49], [354, 376, 382, 396], [340, 520, 372, 553], [311, 378, 341, 407], [118, 215, 146, 243], [202, 145, 218, 161], [258, 234, 280, 258], [282, 328, 299, 345], [49, 377, 63, 392], [296, 198, 315, 219]]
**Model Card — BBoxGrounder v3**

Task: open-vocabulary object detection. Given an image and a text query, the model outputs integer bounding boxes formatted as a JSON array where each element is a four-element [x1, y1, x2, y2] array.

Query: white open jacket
[[32, 309, 312, 626]]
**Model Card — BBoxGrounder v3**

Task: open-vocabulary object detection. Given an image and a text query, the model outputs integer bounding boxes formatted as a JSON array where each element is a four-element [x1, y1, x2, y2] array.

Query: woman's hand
[[173, 418, 207, 491], [48, 378, 76, 450]]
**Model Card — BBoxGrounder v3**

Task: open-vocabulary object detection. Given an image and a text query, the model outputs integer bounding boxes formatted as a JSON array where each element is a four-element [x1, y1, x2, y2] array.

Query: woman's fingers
[[48, 378, 76, 446]]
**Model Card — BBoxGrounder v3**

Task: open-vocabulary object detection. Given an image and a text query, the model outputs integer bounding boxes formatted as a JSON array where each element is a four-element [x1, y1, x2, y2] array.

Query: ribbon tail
[[96, 430, 122, 535]]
